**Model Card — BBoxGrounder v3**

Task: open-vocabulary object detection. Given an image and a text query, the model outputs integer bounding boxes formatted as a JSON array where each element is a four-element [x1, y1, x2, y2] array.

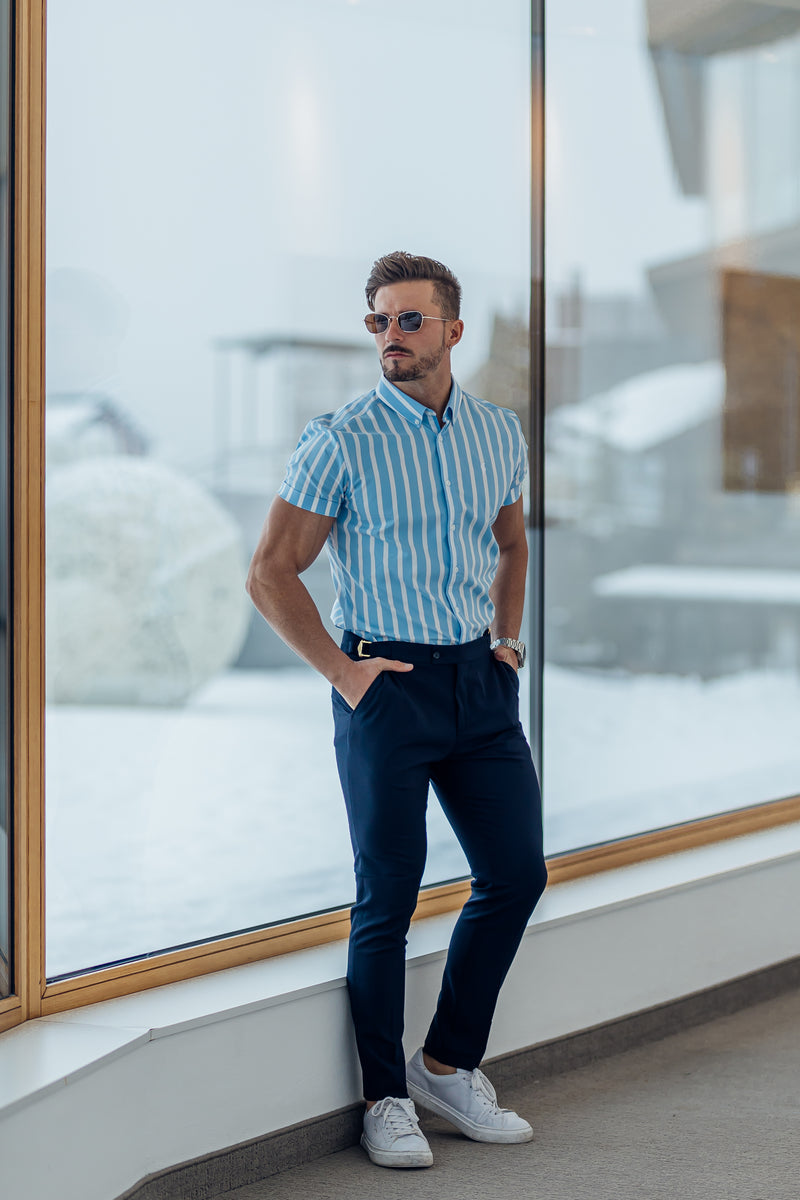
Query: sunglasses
[[364, 311, 450, 335]]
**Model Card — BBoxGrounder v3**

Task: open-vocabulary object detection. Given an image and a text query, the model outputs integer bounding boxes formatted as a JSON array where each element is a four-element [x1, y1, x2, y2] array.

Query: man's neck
[[389, 374, 453, 424]]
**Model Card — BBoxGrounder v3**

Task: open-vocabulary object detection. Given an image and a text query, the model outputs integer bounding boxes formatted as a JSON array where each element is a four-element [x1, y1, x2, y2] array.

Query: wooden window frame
[[3, 0, 800, 1035]]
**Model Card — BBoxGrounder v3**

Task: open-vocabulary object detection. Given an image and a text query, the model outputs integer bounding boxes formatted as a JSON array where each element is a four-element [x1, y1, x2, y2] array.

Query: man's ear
[[449, 319, 465, 348]]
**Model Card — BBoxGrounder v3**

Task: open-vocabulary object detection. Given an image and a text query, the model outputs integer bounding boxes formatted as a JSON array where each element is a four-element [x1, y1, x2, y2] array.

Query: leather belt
[[341, 631, 490, 665]]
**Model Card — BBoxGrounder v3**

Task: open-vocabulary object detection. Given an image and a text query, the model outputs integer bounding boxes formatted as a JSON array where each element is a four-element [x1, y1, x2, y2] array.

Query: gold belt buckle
[[356, 639, 371, 659]]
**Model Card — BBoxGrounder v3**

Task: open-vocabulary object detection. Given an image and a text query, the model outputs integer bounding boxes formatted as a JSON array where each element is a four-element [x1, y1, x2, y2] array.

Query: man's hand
[[492, 645, 519, 671], [335, 657, 414, 709]]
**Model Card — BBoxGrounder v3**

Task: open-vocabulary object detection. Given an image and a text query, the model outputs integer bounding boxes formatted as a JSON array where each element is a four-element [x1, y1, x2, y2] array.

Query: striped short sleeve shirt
[[278, 374, 527, 645]]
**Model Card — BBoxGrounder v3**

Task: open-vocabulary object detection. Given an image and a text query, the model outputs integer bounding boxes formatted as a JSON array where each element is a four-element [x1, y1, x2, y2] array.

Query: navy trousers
[[332, 631, 547, 1102]]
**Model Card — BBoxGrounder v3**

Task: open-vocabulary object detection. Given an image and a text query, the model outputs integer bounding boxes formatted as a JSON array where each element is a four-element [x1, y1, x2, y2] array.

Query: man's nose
[[383, 315, 405, 338]]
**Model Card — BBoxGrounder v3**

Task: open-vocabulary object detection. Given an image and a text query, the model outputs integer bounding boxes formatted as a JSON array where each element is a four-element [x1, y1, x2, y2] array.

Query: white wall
[[1, 824, 799, 1200]]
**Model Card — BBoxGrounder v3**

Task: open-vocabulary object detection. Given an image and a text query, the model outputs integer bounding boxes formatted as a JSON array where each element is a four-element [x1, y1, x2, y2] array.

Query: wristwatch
[[490, 637, 526, 669]]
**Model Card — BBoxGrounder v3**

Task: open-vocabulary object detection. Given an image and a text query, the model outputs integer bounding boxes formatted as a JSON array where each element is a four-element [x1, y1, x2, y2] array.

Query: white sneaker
[[360, 1096, 434, 1168], [406, 1048, 533, 1144]]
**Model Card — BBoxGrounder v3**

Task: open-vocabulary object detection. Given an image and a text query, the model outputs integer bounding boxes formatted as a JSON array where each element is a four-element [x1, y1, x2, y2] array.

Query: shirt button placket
[[440, 435, 462, 639]]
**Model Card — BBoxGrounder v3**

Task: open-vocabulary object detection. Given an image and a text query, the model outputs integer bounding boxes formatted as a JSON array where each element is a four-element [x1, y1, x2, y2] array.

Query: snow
[[594, 565, 800, 604], [46, 457, 249, 704], [44, 661, 800, 980], [543, 665, 800, 847], [548, 361, 724, 453]]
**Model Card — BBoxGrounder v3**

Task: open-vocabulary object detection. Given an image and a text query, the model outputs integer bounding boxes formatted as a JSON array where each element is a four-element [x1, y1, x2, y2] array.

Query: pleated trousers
[[332, 631, 547, 1102]]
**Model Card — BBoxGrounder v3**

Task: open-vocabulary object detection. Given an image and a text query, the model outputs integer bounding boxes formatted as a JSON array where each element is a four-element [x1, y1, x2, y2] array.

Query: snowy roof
[[549, 361, 724, 453], [594, 565, 800, 605]]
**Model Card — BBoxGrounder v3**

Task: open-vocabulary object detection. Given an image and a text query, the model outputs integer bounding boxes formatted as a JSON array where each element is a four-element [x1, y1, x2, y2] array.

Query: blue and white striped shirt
[[279, 375, 527, 645]]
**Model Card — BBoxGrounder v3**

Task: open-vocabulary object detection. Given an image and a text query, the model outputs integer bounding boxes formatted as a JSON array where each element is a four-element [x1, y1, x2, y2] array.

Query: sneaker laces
[[371, 1097, 422, 1141], [469, 1068, 511, 1115]]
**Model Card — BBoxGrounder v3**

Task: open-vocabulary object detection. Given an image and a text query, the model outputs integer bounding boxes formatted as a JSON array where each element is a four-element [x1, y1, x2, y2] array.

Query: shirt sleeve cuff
[[501, 481, 523, 506], [278, 481, 341, 517]]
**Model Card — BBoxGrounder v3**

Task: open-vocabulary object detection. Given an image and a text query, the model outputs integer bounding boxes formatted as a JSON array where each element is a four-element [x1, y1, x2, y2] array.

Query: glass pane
[[0, 0, 11, 1000], [45, 0, 531, 977], [544, 1, 800, 854]]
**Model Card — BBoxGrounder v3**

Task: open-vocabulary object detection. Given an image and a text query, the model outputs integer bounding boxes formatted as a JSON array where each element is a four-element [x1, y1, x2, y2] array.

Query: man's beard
[[382, 338, 446, 383]]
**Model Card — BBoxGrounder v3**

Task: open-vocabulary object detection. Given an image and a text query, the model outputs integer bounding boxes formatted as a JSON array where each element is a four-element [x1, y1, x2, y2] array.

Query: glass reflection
[[544, 1, 800, 854], [44, 0, 531, 977]]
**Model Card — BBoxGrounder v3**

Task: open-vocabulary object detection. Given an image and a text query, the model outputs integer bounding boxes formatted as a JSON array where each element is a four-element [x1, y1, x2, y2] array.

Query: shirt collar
[[376, 374, 463, 427]]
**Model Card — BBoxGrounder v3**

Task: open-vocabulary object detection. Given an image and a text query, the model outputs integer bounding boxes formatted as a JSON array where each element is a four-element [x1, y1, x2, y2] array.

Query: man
[[246, 251, 547, 1169]]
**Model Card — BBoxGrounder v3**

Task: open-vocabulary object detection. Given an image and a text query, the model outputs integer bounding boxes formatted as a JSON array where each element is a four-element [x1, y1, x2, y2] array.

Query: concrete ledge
[[1, 824, 799, 1200], [119, 954, 800, 1200]]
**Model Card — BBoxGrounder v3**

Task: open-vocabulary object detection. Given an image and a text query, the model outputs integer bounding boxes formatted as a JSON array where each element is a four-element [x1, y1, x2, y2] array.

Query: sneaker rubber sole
[[360, 1132, 434, 1168], [407, 1080, 534, 1144]]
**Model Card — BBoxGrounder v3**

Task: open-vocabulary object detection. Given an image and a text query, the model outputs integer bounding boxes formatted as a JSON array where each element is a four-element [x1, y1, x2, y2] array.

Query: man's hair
[[365, 251, 462, 320]]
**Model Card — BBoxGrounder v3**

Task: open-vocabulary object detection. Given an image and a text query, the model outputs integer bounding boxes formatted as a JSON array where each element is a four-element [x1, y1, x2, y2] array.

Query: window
[[544, 2, 800, 854], [2, 0, 797, 1028], [44, 0, 532, 979]]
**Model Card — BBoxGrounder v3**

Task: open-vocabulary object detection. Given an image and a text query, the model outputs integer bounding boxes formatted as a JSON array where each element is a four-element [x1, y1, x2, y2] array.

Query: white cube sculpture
[[46, 457, 250, 705]]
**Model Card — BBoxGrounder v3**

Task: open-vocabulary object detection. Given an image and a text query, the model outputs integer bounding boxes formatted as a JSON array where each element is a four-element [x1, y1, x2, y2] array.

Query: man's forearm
[[246, 492, 414, 709], [490, 539, 528, 641], [246, 567, 353, 691], [247, 565, 413, 707]]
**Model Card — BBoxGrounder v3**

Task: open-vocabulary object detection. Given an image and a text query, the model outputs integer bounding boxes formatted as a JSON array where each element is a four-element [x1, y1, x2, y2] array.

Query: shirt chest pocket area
[[459, 462, 510, 525], [344, 473, 400, 539]]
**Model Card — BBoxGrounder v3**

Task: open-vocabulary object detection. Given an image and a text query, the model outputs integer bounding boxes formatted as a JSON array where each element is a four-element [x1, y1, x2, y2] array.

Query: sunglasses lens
[[364, 311, 425, 333], [398, 311, 424, 332]]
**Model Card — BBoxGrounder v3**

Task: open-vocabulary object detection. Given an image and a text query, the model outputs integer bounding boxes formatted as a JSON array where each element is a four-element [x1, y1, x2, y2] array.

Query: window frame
[[3, 0, 45, 1036], [0, 0, 13, 1007], [3, 0, 800, 1033]]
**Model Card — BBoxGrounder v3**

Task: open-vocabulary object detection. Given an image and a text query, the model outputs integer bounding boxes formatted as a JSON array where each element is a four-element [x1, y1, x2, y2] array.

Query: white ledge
[[1, 822, 799, 1200], [3, 820, 800, 1119]]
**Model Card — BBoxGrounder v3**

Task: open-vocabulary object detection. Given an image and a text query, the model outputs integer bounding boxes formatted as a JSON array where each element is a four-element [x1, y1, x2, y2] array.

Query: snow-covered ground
[[45, 664, 800, 978]]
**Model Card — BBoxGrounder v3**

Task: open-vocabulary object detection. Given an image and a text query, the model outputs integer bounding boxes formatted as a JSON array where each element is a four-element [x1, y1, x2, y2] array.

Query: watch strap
[[490, 637, 526, 668]]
